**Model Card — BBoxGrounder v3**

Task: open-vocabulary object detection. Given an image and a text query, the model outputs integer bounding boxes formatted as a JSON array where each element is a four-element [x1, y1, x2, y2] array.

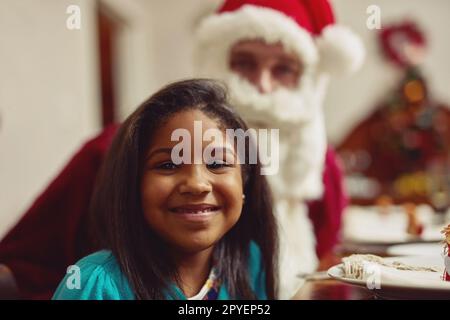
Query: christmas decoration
[[338, 21, 450, 209]]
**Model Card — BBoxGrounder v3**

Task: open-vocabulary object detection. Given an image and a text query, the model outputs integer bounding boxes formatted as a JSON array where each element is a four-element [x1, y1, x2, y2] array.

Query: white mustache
[[225, 72, 321, 127]]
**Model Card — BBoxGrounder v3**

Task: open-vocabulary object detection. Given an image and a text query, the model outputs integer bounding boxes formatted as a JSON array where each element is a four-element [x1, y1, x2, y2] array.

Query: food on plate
[[341, 254, 440, 281]]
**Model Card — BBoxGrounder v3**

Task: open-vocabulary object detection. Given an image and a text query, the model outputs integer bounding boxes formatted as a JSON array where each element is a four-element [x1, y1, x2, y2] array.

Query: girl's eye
[[156, 162, 178, 170], [207, 160, 231, 170]]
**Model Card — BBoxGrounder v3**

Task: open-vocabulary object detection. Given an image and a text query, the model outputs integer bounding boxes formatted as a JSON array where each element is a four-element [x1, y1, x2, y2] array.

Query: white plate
[[343, 205, 445, 245], [387, 243, 444, 256], [328, 255, 450, 299]]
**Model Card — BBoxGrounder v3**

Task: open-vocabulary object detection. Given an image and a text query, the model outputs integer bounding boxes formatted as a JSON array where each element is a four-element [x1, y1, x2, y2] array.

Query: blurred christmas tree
[[337, 21, 450, 211]]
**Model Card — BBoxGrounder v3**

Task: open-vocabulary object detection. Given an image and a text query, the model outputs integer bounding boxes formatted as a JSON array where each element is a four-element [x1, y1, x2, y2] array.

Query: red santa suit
[[0, 0, 363, 300]]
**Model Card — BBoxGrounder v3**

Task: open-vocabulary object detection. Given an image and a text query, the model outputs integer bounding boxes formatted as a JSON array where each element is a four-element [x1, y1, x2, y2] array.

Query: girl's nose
[[178, 165, 212, 195]]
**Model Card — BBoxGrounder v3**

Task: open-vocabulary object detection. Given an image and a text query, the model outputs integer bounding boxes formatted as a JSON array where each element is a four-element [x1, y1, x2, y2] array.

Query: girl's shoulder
[[248, 241, 263, 271], [52, 250, 134, 300], [248, 241, 267, 299], [77, 250, 117, 269]]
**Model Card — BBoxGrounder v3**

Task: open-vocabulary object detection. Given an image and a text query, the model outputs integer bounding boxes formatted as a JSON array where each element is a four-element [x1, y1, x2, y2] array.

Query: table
[[291, 250, 382, 300], [293, 278, 376, 300]]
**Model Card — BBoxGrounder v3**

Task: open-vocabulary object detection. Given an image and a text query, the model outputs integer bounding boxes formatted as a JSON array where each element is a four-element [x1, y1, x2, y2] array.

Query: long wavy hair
[[90, 79, 278, 299]]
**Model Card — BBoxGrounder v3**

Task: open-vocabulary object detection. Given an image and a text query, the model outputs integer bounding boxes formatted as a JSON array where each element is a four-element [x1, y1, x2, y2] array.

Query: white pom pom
[[317, 25, 365, 76]]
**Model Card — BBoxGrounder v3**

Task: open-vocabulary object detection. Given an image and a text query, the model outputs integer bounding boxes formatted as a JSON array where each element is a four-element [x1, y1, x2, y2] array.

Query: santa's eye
[[230, 58, 256, 72], [273, 64, 298, 76]]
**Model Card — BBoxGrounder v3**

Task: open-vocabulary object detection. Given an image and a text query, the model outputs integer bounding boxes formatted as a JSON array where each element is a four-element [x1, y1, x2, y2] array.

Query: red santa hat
[[194, 0, 364, 76]]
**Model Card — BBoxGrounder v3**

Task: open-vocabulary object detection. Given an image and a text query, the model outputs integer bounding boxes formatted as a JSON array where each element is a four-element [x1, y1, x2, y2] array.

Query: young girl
[[52, 79, 278, 300]]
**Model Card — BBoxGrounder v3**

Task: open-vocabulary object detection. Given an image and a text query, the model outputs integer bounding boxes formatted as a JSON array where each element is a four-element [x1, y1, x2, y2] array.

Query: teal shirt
[[52, 242, 267, 300]]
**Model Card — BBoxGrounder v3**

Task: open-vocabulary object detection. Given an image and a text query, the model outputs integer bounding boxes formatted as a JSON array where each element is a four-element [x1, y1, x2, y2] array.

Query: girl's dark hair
[[90, 79, 278, 299]]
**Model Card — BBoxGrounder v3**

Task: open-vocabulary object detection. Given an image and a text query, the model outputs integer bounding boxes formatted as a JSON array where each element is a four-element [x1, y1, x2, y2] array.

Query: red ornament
[[379, 21, 426, 68]]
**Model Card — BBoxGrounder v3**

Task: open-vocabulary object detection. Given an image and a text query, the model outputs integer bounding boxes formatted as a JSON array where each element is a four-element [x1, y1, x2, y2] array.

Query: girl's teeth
[[176, 207, 216, 214]]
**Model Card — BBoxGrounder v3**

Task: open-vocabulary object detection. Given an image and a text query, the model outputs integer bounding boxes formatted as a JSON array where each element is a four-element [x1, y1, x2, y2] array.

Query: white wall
[[102, 0, 157, 119], [0, 0, 101, 237], [144, 0, 221, 88], [0, 0, 155, 238]]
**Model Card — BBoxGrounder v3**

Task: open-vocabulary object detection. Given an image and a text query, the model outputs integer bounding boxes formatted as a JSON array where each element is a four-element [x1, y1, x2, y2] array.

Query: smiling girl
[[52, 79, 278, 300]]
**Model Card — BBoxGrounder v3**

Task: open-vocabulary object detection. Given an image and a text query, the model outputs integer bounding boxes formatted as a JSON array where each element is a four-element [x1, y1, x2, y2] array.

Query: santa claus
[[193, 0, 364, 298]]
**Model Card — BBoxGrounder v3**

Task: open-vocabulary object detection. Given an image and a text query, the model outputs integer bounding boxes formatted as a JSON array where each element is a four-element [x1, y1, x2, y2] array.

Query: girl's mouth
[[169, 204, 220, 214], [169, 204, 221, 222]]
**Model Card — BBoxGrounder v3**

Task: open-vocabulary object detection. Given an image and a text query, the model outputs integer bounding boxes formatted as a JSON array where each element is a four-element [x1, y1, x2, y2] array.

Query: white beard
[[224, 70, 320, 128], [225, 72, 328, 202]]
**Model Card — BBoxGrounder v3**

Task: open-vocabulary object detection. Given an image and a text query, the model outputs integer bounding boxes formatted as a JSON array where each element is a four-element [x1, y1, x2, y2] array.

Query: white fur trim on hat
[[316, 25, 366, 76], [194, 5, 318, 78]]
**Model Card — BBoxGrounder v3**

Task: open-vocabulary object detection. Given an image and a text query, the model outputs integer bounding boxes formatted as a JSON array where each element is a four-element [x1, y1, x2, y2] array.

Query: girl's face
[[141, 109, 244, 254]]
